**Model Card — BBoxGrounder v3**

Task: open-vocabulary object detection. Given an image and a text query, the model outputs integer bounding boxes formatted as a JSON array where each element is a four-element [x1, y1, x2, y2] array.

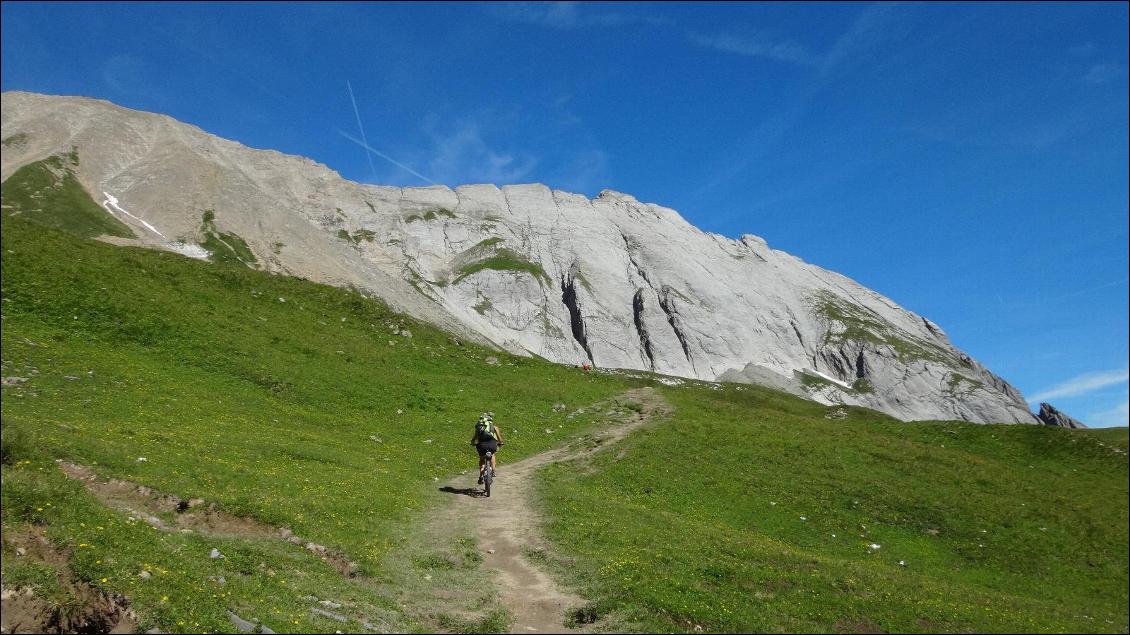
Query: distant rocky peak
[[1037, 403, 1088, 429]]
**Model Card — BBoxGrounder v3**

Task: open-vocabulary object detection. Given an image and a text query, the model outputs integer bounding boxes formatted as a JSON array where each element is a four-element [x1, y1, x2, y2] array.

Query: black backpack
[[476, 420, 496, 441]]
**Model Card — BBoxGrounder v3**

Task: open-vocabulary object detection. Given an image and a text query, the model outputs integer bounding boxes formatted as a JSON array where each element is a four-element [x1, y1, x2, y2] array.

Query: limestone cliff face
[[1, 91, 1039, 424]]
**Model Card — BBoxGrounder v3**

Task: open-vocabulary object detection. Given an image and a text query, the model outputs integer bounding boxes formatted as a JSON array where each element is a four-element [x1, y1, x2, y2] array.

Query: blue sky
[[3, 2, 1127, 426]]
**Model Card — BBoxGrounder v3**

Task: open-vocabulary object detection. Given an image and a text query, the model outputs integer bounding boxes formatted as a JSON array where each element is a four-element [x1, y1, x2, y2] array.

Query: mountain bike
[[481, 450, 495, 497]]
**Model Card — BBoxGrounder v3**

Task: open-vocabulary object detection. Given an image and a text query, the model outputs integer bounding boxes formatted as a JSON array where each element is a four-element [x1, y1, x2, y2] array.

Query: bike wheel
[[483, 468, 492, 497]]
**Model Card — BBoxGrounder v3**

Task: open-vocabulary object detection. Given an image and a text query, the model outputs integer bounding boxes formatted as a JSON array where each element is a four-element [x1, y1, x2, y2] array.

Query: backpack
[[476, 420, 496, 441]]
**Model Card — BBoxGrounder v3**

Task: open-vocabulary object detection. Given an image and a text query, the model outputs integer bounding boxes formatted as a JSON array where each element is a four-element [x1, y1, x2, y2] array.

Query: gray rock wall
[[1, 91, 1039, 424]]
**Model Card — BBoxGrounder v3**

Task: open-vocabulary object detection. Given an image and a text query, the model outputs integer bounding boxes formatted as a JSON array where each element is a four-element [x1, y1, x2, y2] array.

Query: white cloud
[[1087, 397, 1129, 428], [424, 120, 538, 185], [688, 31, 818, 66], [1027, 369, 1130, 404]]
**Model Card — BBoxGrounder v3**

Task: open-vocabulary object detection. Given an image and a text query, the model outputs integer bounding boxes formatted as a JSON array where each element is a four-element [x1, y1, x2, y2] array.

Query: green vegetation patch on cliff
[[1, 155, 135, 239], [404, 208, 457, 223], [200, 209, 257, 267], [810, 290, 956, 366], [337, 228, 377, 245], [453, 248, 550, 286], [2, 132, 30, 148]]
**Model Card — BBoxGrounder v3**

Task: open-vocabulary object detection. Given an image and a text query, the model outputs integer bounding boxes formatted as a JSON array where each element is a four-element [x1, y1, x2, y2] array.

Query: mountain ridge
[[0, 90, 1039, 424]]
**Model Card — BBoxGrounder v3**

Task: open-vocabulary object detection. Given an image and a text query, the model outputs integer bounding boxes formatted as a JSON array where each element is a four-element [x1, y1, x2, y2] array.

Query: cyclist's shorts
[[476, 441, 499, 457]]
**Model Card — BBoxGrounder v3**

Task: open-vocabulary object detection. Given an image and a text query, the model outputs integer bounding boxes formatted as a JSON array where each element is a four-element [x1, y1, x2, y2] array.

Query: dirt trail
[[442, 387, 672, 633]]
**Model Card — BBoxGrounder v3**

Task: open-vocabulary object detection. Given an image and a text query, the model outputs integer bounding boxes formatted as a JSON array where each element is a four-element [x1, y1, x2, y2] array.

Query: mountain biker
[[470, 412, 504, 484]]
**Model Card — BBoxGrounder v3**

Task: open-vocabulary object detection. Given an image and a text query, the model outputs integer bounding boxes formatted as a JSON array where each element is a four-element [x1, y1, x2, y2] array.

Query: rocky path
[[440, 387, 672, 633]]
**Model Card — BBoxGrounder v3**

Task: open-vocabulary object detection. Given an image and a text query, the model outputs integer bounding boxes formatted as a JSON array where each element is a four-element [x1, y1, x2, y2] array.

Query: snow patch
[[808, 369, 852, 390], [102, 192, 164, 237], [165, 241, 211, 260]]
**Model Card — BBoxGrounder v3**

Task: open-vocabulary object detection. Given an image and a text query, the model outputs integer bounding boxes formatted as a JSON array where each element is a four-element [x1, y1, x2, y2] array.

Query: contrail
[[346, 80, 379, 182], [336, 128, 437, 185]]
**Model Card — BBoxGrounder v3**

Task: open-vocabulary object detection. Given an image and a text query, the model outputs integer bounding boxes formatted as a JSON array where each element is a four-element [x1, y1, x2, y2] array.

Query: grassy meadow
[[1, 161, 1126, 633]]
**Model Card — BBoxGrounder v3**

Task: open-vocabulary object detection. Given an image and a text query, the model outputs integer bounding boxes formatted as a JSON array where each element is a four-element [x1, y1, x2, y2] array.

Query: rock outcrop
[[1036, 403, 1088, 429], [0, 91, 1040, 424]]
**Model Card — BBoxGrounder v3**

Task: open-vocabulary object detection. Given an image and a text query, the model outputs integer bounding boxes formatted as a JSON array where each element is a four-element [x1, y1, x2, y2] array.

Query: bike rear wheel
[[483, 466, 493, 497]]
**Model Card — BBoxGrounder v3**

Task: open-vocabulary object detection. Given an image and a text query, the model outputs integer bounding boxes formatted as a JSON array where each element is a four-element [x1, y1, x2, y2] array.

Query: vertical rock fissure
[[632, 289, 656, 370], [561, 275, 593, 363], [620, 230, 695, 371], [791, 321, 806, 347], [657, 289, 695, 370]]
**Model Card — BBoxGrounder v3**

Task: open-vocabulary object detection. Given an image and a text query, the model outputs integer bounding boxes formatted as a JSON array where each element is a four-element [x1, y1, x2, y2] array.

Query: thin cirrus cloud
[[490, 1, 670, 29], [1027, 368, 1130, 404], [424, 120, 539, 185], [687, 31, 819, 66], [1082, 63, 1126, 85], [1087, 397, 1129, 428]]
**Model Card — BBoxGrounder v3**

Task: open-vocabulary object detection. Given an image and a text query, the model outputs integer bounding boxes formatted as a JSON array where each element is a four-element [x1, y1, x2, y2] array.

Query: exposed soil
[[1, 528, 137, 634], [58, 462, 359, 577]]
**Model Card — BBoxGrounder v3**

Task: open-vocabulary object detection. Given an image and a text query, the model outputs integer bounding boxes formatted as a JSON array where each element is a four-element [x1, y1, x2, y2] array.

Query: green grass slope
[[0, 211, 629, 632], [537, 388, 1129, 633], [1, 153, 135, 239], [1, 183, 1126, 633]]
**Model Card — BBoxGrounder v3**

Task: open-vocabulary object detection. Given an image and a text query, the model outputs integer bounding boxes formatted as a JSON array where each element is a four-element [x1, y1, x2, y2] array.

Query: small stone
[[485, 356, 500, 366], [15, 547, 26, 556], [487, 549, 495, 554], [369, 436, 383, 443], [319, 600, 343, 610], [139, 570, 151, 579], [552, 403, 566, 412], [210, 548, 224, 559], [136, 457, 147, 462], [311, 608, 347, 623], [228, 611, 256, 632], [400, 329, 412, 338]]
